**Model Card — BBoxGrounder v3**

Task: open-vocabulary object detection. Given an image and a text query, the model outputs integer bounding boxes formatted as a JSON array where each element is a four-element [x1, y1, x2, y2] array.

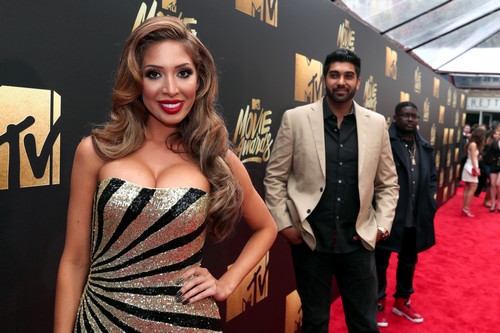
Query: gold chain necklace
[[403, 139, 416, 166]]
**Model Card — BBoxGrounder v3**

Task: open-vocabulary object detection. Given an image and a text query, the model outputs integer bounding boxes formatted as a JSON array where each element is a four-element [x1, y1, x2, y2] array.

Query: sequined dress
[[74, 177, 222, 332]]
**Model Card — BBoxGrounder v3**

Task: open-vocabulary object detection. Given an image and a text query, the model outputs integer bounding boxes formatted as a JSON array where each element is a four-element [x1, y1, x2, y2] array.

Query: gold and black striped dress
[[74, 177, 222, 332]]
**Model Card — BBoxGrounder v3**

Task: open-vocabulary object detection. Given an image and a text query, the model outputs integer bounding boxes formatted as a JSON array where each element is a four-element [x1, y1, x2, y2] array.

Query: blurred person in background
[[375, 101, 437, 327], [461, 127, 486, 217], [484, 127, 500, 212]]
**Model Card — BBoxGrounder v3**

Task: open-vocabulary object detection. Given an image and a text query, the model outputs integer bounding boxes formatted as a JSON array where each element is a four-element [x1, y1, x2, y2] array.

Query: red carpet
[[329, 184, 500, 332]]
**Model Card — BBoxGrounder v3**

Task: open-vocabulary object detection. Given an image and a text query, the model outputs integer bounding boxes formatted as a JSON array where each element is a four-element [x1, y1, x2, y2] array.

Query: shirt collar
[[322, 98, 356, 119]]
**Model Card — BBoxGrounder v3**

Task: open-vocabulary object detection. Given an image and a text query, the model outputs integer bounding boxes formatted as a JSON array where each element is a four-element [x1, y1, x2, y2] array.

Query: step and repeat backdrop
[[0, 0, 466, 332]]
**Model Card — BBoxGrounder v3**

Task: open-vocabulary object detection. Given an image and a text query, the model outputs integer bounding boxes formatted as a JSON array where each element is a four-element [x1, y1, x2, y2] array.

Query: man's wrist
[[377, 226, 390, 240]]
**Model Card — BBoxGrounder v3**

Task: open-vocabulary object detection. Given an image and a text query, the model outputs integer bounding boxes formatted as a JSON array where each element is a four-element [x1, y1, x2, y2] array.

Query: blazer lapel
[[355, 104, 370, 177], [308, 100, 326, 178]]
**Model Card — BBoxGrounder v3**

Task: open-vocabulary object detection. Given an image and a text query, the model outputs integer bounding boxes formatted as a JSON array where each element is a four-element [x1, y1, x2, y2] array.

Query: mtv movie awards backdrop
[[0, 1, 466, 332]]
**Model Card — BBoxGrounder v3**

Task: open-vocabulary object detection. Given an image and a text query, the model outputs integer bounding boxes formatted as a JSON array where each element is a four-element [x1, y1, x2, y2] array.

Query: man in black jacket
[[375, 101, 437, 327]]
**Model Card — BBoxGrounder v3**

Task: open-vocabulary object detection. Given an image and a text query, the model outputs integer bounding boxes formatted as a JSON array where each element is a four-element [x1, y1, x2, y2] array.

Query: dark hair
[[468, 127, 486, 152], [395, 101, 418, 114], [323, 48, 361, 77]]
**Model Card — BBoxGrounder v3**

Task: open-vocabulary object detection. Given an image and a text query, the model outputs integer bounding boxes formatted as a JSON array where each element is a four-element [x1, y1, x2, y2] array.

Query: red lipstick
[[158, 99, 184, 114]]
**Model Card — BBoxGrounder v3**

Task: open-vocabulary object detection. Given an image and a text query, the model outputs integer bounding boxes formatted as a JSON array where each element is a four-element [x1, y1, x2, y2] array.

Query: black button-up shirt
[[308, 99, 361, 253], [398, 134, 419, 227]]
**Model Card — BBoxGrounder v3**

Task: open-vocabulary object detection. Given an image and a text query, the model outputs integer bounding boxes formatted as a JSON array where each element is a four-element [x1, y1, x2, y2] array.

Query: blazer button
[[307, 209, 311, 213]]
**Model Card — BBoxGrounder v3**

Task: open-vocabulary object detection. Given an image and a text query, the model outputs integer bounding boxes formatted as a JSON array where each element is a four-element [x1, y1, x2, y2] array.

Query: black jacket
[[377, 123, 437, 253]]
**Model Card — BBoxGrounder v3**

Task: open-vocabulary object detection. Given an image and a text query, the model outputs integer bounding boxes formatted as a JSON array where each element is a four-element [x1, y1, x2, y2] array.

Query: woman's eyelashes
[[143, 67, 194, 80], [177, 67, 194, 78]]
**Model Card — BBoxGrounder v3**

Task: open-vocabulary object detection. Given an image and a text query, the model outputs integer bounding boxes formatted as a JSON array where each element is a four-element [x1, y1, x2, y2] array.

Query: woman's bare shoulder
[[73, 136, 106, 174], [225, 150, 243, 171]]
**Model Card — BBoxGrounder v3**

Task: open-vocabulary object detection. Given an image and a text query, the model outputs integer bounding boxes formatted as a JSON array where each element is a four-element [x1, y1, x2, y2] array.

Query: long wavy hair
[[92, 16, 243, 241], [467, 127, 486, 152]]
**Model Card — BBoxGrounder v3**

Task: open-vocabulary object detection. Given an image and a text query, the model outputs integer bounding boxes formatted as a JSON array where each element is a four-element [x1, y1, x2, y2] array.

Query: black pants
[[375, 227, 418, 300], [291, 243, 379, 333]]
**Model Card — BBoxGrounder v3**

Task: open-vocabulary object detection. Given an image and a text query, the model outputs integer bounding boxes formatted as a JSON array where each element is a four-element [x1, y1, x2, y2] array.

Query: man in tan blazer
[[264, 49, 399, 333]]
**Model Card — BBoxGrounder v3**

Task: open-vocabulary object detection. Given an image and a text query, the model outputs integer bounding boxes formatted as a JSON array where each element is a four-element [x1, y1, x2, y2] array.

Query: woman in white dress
[[461, 127, 486, 217]]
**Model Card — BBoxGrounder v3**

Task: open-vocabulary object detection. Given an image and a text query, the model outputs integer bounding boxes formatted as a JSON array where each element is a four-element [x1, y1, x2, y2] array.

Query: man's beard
[[397, 125, 416, 135], [325, 87, 356, 103]]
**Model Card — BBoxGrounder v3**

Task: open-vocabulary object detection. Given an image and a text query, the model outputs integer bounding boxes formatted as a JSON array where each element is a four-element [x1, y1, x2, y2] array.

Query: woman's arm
[[469, 142, 481, 174], [177, 151, 277, 303], [215, 151, 277, 298], [54, 137, 102, 332]]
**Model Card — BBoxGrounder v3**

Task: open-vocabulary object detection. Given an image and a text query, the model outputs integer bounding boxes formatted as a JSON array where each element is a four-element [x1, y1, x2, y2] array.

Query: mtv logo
[[400, 91, 410, 102], [285, 290, 302, 333], [294, 53, 323, 103], [162, 0, 176, 12], [385, 47, 398, 80], [362, 76, 377, 112], [226, 252, 269, 321], [431, 123, 437, 146], [252, 98, 261, 110], [235, 0, 278, 27], [0, 86, 61, 190], [423, 98, 430, 122], [439, 105, 445, 124], [433, 78, 440, 98], [133, 0, 160, 31], [414, 67, 421, 94], [337, 19, 355, 51], [386, 116, 392, 129], [133, 1, 197, 35]]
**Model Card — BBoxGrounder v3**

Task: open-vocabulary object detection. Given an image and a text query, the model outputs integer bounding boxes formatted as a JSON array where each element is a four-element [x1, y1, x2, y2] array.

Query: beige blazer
[[264, 99, 399, 251]]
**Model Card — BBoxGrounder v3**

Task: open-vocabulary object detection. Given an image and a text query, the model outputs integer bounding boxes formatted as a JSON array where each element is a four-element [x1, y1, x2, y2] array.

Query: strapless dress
[[74, 177, 222, 332]]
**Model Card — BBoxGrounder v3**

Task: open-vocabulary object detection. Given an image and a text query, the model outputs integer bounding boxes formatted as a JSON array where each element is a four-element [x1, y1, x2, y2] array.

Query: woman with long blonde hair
[[54, 16, 276, 332]]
